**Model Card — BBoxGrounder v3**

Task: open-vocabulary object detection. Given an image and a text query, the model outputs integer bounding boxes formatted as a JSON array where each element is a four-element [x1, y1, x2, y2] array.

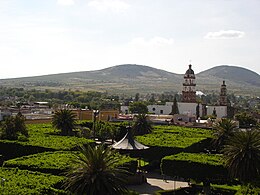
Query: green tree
[[170, 96, 179, 115], [129, 102, 148, 114], [222, 130, 260, 183], [15, 112, 28, 137], [132, 114, 152, 136], [52, 109, 76, 136], [212, 118, 238, 150], [0, 113, 28, 140], [63, 145, 128, 195], [235, 112, 257, 128]]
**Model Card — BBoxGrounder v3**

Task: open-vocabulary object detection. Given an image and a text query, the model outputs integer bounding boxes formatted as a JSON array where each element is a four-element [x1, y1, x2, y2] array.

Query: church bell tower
[[182, 64, 196, 103], [219, 80, 228, 106]]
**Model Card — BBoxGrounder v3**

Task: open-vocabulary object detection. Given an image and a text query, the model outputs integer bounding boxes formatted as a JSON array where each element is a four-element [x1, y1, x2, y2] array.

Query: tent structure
[[112, 131, 149, 150]]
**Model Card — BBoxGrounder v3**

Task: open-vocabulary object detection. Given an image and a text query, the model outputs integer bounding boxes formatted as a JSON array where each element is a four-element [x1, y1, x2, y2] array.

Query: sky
[[0, 0, 259, 79]]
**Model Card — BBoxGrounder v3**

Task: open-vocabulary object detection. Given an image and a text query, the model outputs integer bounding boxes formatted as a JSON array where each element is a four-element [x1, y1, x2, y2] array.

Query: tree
[[63, 145, 128, 195], [0, 113, 28, 140], [129, 102, 148, 114], [235, 112, 257, 128], [52, 109, 76, 136], [222, 130, 260, 183], [15, 112, 28, 137], [212, 118, 238, 150], [132, 114, 152, 136], [170, 96, 179, 115]]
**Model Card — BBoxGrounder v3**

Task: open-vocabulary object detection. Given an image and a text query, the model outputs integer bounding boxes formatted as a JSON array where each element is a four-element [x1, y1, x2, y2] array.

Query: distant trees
[[52, 109, 76, 136], [63, 145, 129, 195], [0, 113, 28, 140], [129, 102, 148, 114]]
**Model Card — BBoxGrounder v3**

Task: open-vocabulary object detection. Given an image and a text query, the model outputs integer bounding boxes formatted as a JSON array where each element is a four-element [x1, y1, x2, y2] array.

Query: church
[[146, 64, 229, 119]]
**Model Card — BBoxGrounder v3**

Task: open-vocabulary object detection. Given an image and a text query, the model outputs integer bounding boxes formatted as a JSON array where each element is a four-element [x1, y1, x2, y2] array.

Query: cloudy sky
[[0, 0, 259, 79]]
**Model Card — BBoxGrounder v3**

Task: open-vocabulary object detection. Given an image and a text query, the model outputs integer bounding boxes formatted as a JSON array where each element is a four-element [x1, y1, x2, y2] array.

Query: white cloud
[[57, 0, 75, 6], [205, 30, 245, 39], [129, 37, 174, 47], [88, 0, 130, 12]]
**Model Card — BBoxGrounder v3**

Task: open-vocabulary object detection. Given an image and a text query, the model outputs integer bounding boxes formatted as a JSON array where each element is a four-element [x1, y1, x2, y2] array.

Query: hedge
[[0, 167, 65, 195], [136, 126, 213, 148], [4, 151, 138, 175], [3, 151, 78, 175], [131, 126, 213, 161], [0, 123, 94, 160], [161, 152, 228, 183], [26, 123, 94, 150]]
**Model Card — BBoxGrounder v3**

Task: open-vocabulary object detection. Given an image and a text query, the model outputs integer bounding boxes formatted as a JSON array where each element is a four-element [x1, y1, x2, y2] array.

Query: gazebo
[[112, 129, 149, 184], [112, 130, 149, 150]]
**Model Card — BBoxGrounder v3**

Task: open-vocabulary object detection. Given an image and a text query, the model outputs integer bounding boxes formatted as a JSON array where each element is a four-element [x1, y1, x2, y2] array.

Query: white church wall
[[147, 103, 172, 115]]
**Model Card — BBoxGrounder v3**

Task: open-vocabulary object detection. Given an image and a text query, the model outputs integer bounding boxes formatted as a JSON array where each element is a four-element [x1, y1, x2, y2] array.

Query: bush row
[[4, 151, 138, 175], [161, 152, 228, 183], [0, 167, 66, 195], [136, 125, 213, 149]]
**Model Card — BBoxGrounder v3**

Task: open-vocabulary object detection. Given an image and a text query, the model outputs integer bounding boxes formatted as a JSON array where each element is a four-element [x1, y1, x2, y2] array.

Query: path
[[127, 172, 189, 195]]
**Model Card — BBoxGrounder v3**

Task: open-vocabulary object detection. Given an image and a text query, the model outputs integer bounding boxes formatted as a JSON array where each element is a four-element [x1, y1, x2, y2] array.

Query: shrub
[[0, 167, 65, 194], [4, 151, 138, 175], [161, 152, 228, 183]]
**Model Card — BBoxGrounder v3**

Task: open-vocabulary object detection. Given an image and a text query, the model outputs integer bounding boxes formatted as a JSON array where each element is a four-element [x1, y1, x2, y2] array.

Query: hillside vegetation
[[0, 64, 259, 95]]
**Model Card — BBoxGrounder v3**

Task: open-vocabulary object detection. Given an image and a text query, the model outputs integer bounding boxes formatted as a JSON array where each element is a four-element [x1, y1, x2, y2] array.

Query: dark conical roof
[[112, 131, 149, 150], [185, 64, 195, 75]]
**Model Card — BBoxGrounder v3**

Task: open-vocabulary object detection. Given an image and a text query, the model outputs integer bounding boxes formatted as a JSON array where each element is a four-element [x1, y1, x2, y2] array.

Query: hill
[[0, 64, 259, 95], [198, 65, 260, 87]]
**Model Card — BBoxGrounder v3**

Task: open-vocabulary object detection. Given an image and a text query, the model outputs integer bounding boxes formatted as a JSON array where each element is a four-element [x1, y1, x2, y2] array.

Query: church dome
[[185, 64, 194, 75]]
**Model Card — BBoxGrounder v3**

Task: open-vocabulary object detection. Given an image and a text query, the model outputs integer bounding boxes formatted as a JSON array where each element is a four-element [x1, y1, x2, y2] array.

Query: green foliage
[[132, 114, 152, 136], [212, 118, 238, 150], [235, 112, 257, 128], [136, 125, 213, 148], [4, 151, 137, 175], [63, 145, 129, 195], [95, 121, 118, 142], [0, 167, 65, 195], [4, 151, 78, 175], [222, 130, 260, 183], [236, 185, 260, 195], [0, 123, 94, 154], [52, 109, 76, 136], [129, 102, 148, 114], [163, 152, 224, 166], [0, 113, 28, 140], [161, 152, 228, 183]]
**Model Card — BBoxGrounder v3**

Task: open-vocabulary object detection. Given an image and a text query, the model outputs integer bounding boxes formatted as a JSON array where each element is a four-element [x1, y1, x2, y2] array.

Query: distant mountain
[[0, 64, 259, 95], [198, 65, 260, 86]]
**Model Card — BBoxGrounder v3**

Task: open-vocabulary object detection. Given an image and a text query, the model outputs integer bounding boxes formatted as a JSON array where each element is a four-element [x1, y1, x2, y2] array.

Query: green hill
[[0, 64, 259, 95]]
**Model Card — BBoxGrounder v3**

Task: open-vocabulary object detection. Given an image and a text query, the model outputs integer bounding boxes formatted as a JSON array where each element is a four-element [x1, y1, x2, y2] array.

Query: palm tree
[[222, 130, 260, 183], [52, 109, 76, 136], [132, 114, 152, 136], [212, 118, 238, 150], [63, 145, 128, 195]]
